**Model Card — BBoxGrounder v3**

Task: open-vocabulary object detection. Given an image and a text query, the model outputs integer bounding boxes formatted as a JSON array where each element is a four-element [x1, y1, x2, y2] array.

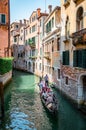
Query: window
[[49, 20, 51, 31], [73, 49, 86, 68], [76, 7, 83, 31], [14, 37, 17, 42], [63, 50, 69, 65], [29, 27, 31, 33], [52, 17, 54, 28], [0, 14, 6, 24], [65, 77, 68, 85], [39, 63, 41, 70], [16, 25, 18, 29], [46, 20, 51, 33], [58, 69, 60, 79], [57, 38, 60, 51], [32, 25, 35, 32], [65, 16, 70, 39]]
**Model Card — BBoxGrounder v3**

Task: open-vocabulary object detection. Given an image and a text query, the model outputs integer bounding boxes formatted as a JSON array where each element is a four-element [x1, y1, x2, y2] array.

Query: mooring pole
[[0, 82, 4, 117]]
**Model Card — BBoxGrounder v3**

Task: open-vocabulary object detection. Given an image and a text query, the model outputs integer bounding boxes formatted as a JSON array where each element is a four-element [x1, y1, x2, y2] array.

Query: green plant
[[0, 57, 13, 75]]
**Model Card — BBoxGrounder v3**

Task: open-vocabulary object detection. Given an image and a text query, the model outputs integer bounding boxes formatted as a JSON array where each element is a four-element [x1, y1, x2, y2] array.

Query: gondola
[[39, 84, 58, 115]]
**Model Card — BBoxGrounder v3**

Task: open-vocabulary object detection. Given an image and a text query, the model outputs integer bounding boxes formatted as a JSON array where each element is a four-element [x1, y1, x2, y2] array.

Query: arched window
[[65, 16, 70, 39], [76, 7, 83, 31]]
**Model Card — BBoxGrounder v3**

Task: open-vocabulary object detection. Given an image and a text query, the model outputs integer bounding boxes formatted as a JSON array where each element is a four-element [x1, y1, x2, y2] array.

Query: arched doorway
[[82, 76, 86, 101], [28, 62, 31, 71], [33, 62, 35, 72]]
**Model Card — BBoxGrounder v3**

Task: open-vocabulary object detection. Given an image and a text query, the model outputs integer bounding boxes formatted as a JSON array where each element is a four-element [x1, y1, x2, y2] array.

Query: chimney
[[48, 5, 52, 13], [24, 19, 26, 25], [37, 8, 41, 17], [20, 20, 22, 26]]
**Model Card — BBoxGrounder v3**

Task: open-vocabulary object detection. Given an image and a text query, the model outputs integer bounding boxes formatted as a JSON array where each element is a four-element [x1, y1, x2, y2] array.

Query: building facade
[[60, 0, 86, 105], [0, 0, 10, 57], [11, 9, 48, 75], [43, 6, 61, 83], [10, 20, 27, 69]]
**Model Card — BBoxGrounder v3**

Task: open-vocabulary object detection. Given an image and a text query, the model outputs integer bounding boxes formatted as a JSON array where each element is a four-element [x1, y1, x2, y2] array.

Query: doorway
[[82, 76, 86, 101]]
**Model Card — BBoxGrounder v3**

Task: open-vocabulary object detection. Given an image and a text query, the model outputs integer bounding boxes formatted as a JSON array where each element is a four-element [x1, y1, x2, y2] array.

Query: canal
[[0, 70, 86, 130]]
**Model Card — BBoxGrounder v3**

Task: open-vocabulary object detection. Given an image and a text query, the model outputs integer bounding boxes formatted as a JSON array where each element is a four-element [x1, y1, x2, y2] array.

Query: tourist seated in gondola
[[46, 94, 53, 105], [39, 80, 43, 91], [42, 90, 48, 101]]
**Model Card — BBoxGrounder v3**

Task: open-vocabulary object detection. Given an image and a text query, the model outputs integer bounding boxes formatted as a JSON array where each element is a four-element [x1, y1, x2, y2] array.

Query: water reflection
[[0, 70, 86, 130]]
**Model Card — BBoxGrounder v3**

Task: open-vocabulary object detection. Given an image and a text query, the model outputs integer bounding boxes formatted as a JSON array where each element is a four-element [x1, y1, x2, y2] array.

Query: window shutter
[[82, 49, 86, 69], [1, 14, 6, 24], [73, 50, 78, 67], [78, 50, 82, 67], [63, 51, 65, 65], [63, 50, 69, 65], [66, 51, 69, 65], [49, 20, 51, 31]]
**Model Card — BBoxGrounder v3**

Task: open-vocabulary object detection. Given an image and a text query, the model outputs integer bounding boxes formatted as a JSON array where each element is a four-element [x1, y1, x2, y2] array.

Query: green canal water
[[0, 70, 86, 130]]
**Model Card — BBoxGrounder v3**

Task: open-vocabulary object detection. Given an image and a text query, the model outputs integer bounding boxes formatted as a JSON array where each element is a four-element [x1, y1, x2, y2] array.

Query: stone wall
[[55, 65, 86, 104], [0, 71, 12, 86]]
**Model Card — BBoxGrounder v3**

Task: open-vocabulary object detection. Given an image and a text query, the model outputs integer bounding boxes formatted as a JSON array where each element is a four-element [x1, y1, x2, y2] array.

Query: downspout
[[8, 0, 10, 57]]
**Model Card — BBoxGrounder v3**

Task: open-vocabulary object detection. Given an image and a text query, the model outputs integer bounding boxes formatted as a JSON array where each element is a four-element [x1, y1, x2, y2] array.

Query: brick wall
[[0, 0, 10, 57]]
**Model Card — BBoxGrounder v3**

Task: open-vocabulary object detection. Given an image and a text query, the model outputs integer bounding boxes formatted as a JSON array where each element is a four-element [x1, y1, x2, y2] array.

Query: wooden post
[[0, 82, 5, 117]]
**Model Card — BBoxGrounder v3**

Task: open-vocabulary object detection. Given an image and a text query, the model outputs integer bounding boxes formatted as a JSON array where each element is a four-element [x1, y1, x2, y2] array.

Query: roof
[[44, 6, 61, 23]]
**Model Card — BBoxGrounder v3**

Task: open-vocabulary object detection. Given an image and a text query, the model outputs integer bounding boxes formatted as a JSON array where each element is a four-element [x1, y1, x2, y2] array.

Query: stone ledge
[[0, 71, 12, 86]]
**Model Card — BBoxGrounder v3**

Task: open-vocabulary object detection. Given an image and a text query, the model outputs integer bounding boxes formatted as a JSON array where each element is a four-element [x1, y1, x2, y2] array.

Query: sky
[[10, 0, 60, 23]]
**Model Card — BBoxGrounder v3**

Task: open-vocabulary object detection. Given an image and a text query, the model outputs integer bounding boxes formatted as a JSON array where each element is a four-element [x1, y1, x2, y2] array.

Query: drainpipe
[[8, 0, 10, 57]]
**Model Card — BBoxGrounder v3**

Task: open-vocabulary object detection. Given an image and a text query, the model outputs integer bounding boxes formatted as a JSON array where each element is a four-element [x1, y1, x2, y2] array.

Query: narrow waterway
[[0, 70, 86, 130]]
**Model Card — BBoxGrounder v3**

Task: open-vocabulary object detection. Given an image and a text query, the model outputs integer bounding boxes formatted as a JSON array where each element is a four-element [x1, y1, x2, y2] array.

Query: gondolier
[[44, 74, 49, 86]]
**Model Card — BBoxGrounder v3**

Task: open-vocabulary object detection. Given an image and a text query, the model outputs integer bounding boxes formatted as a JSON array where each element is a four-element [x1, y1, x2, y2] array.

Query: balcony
[[63, 0, 71, 8], [44, 52, 51, 60], [29, 42, 36, 48], [29, 55, 37, 59], [73, 0, 85, 4], [72, 28, 86, 46]]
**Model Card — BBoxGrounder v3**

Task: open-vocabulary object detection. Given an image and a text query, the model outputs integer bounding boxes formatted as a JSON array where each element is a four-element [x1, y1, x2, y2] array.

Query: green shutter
[[63, 51, 69, 65], [32, 37, 35, 43], [66, 51, 69, 65], [78, 50, 82, 67], [73, 50, 78, 67], [49, 20, 51, 31], [2, 14, 5, 24], [73, 49, 86, 69], [63, 51, 65, 65], [82, 49, 86, 69]]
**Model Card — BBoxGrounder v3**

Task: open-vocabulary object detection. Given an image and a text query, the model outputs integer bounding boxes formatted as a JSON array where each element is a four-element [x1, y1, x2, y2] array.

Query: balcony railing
[[29, 42, 36, 48], [73, 0, 84, 4], [72, 28, 86, 46], [44, 52, 51, 60], [29, 56, 37, 59]]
